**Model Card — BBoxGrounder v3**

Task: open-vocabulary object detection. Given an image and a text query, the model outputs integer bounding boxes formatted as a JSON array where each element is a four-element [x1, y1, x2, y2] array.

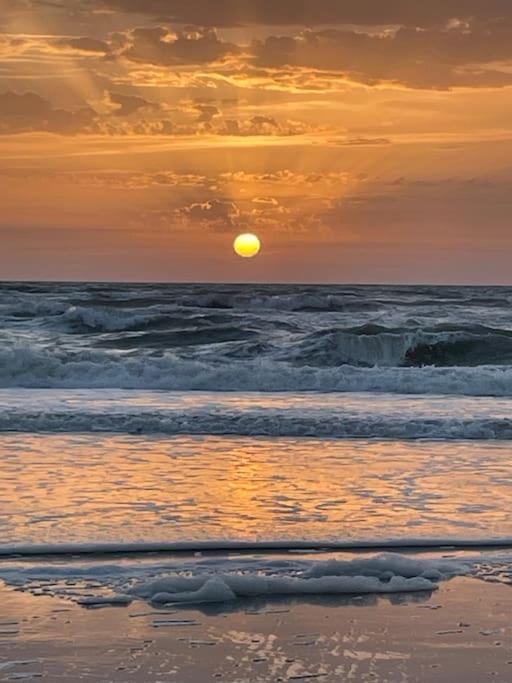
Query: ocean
[[3, 281, 512, 396], [2, 281, 512, 608]]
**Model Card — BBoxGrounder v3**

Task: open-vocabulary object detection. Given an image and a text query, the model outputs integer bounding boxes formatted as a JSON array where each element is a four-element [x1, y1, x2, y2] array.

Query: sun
[[233, 233, 261, 258]]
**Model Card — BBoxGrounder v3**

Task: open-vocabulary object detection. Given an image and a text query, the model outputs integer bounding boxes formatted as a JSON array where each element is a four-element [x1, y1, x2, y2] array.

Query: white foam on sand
[[128, 556, 454, 606], [0, 553, 472, 607]]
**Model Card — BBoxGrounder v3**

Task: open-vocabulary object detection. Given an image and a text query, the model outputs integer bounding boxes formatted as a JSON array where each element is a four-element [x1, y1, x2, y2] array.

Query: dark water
[[0, 281, 511, 393]]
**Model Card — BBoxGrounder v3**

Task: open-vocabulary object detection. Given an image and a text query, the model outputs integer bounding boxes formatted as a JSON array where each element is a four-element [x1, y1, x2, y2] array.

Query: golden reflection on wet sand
[[1, 577, 512, 682], [1, 435, 511, 545]]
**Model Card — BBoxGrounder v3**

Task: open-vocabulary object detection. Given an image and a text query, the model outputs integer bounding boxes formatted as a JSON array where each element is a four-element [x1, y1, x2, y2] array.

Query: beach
[[1, 282, 512, 680]]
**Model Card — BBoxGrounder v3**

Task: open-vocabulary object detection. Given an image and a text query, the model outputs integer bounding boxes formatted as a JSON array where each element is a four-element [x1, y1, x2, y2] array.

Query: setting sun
[[233, 233, 261, 258]]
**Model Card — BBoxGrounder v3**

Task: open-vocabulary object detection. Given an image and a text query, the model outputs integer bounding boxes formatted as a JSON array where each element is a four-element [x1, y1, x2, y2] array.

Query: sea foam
[[1, 345, 512, 395], [0, 552, 470, 607]]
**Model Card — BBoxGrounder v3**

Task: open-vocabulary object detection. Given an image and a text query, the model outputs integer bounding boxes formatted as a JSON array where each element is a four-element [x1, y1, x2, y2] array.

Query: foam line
[[2, 538, 512, 558]]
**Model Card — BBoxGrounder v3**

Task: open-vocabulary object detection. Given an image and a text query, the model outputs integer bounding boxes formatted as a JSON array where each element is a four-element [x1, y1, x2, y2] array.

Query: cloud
[[250, 23, 512, 89], [0, 91, 171, 136], [0, 88, 313, 138], [170, 183, 328, 236], [0, 91, 97, 134], [220, 170, 352, 190], [0, 168, 209, 189], [125, 118, 174, 134], [171, 174, 512, 241], [0, 34, 31, 56], [88, 0, 512, 29], [252, 196, 278, 205], [120, 25, 239, 66], [193, 103, 220, 123], [109, 91, 159, 115], [222, 115, 308, 136], [60, 36, 110, 54], [66, 16, 512, 91], [177, 199, 240, 230]]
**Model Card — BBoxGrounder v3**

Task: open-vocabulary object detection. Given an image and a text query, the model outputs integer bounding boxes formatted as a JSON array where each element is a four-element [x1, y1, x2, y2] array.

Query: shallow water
[[2, 433, 512, 547]]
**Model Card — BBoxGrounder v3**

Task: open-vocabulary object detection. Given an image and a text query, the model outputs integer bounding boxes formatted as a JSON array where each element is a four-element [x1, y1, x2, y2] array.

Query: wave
[[60, 306, 239, 334], [285, 324, 512, 368], [59, 316, 512, 367], [404, 337, 512, 367], [2, 282, 511, 316], [0, 290, 470, 322], [175, 291, 382, 312], [62, 305, 182, 333], [2, 406, 511, 439], [3, 285, 512, 371], [2, 298, 69, 319], [8, 299, 512, 369], [373, 296, 512, 308], [149, 290, 512, 313], [1, 344, 512, 394], [95, 326, 257, 349]]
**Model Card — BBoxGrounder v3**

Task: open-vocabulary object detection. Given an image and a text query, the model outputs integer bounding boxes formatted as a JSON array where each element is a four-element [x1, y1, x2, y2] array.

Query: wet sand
[[1, 576, 511, 682]]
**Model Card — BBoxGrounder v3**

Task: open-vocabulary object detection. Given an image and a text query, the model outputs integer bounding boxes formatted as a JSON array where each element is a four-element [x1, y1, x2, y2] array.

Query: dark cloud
[[61, 16, 512, 90], [121, 25, 238, 66], [251, 22, 512, 88], [222, 115, 305, 136], [128, 118, 174, 134], [0, 89, 311, 137], [194, 103, 220, 123], [0, 91, 97, 134], [0, 91, 168, 135], [87, 0, 512, 29], [61, 36, 110, 53], [109, 91, 158, 115], [178, 199, 240, 230]]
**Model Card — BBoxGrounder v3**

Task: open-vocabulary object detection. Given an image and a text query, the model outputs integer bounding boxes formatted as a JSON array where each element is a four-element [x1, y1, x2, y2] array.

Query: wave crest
[[1, 344, 512, 394], [286, 324, 512, 368]]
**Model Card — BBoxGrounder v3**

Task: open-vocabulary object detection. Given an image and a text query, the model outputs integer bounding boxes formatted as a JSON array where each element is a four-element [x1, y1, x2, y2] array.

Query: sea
[[2, 281, 512, 606]]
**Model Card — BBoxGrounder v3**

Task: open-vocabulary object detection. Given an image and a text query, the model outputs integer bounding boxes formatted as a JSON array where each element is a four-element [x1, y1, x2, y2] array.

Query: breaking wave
[[1, 405, 511, 439], [1, 345, 512, 394], [2, 283, 512, 393], [285, 324, 512, 368]]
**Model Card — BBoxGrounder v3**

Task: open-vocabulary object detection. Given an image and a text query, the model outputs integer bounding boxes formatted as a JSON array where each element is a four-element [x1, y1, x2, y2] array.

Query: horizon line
[[1, 278, 511, 288]]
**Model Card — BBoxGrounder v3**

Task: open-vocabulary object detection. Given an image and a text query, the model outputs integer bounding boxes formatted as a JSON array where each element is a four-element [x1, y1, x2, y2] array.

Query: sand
[[1, 576, 511, 682]]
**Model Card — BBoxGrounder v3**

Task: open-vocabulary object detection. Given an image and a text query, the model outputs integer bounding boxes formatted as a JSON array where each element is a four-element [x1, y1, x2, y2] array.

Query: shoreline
[[3, 537, 512, 558]]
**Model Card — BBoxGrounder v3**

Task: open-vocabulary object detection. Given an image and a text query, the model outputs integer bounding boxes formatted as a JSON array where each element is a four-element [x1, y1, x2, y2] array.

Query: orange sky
[[1, 0, 512, 283]]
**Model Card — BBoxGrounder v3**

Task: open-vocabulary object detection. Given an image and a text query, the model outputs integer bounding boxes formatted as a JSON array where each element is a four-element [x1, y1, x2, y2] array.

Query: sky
[[1, 0, 512, 283]]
